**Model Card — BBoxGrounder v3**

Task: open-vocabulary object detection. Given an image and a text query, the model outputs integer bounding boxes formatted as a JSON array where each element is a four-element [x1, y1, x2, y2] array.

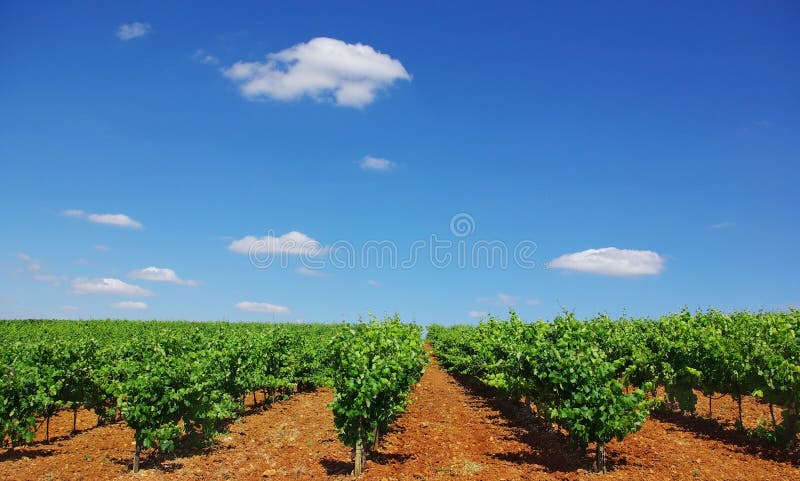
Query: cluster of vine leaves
[[328, 315, 427, 475]]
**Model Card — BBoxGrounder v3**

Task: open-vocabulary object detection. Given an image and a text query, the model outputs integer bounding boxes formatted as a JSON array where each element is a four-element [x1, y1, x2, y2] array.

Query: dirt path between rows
[[2, 354, 799, 480]]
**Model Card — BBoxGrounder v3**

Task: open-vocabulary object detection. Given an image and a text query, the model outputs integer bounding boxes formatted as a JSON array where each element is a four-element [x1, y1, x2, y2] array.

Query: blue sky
[[1, 1, 798, 324]]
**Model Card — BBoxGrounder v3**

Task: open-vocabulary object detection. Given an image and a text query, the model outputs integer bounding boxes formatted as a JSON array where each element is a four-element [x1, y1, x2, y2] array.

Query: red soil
[[1, 357, 797, 481]]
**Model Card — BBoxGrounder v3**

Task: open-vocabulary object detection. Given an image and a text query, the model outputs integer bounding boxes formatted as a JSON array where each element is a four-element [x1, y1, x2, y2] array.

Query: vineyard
[[0, 311, 799, 480], [428, 309, 800, 472]]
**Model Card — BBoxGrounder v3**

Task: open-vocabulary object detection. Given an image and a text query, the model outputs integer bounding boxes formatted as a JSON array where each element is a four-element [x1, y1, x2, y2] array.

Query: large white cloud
[[111, 301, 148, 310], [549, 247, 665, 276], [71, 278, 153, 296], [117, 22, 151, 41], [65, 209, 143, 229], [228, 231, 329, 256], [234, 301, 290, 315], [222, 37, 411, 108], [128, 267, 199, 286]]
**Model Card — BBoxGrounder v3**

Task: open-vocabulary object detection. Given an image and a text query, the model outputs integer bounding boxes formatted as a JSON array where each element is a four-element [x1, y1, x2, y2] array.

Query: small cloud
[[15, 253, 65, 285], [88, 213, 142, 229], [65, 209, 143, 229], [17, 252, 38, 271], [710, 221, 736, 230], [193, 49, 219, 65], [525, 299, 540, 306], [478, 293, 520, 307], [549, 247, 665, 276], [295, 266, 331, 278], [360, 155, 396, 172], [128, 266, 199, 286], [228, 231, 329, 257], [367, 279, 380, 287], [94, 244, 111, 252], [234, 301, 290, 315], [753, 120, 772, 128], [71, 277, 153, 296], [61, 305, 80, 311], [117, 22, 151, 41], [468, 310, 488, 318], [111, 301, 148, 310], [221, 37, 410, 108]]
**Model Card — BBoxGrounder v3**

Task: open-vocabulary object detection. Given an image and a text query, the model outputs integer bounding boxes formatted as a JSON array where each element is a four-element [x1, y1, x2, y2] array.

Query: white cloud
[[228, 231, 329, 256], [65, 209, 143, 229], [61, 305, 80, 311], [94, 244, 111, 252], [549, 247, 665, 276], [360, 155, 396, 172], [111, 301, 148, 310], [87, 213, 142, 229], [478, 293, 520, 307], [193, 49, 219, 65], [71, 278, 153, 296], [128, 266, 199, 286], [468, 310, 489, 318], [117, 22, 151, 41], [295, 267, 331, 278], [367, 279, 380, 287], [234, 301, 290, 315], [222, 37, 410, 108], [711, 221, 736, 230], [525, 299, 540, 306]]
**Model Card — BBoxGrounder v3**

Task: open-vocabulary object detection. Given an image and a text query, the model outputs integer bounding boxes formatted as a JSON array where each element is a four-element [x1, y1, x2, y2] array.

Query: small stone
[[262, 468, 277, 477]]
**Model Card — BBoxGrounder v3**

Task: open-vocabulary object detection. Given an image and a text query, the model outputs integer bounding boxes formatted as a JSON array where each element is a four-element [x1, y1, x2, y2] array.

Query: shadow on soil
[[319, 439, 414, 476], [321, 457, 352, 475], [445, 361, 799, 470], [445, 370, 594, 474], [651, 409, 800, 465], [370, 451, 414, 464], [0, 447, 56, 462]]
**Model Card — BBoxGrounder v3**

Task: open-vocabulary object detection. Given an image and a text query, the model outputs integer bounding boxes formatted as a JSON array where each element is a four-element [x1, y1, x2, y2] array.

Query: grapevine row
[[328, 315, 427, 475], [428, 309, 799, 472], [0, 321, 336, 471]]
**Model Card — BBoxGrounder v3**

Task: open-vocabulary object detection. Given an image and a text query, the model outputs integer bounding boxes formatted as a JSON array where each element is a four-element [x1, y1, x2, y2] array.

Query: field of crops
[[0, 317, 424, 477], [1, 310, 799, 480], [429, 309, 799, 472]]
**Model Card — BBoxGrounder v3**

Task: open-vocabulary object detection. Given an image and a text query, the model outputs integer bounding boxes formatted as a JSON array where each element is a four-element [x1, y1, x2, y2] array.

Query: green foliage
[[429, 308, 800, 469], [328, 315, 426, 473], [0, 320, 339, 467]]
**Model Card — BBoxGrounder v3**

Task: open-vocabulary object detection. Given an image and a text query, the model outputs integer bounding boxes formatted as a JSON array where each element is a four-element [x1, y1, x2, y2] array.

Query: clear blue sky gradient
[[1, 1, 798, 323]]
